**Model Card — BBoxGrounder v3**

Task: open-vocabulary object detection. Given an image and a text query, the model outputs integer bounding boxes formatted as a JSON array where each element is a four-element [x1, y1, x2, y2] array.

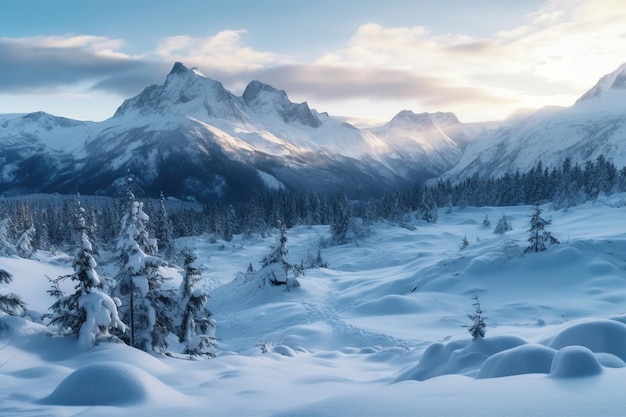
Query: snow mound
[[351, 294, 423, 315], [40, 361, 185, 406], [78, 342, 173, 374], [271, 344, 297, 357], [0, 315, 49, 338], [549, 346, 603, 378], [547, 319, 626, 360], [594, 352, 626, 368], [397, 336, 527, 381], [477, 344, 556, 379]]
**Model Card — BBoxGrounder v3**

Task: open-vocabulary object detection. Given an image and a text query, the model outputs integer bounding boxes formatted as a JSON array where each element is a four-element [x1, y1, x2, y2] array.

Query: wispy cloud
[[1, 0, 625, 122], [155, 31, 294, 73], [0, 35, 157, 94]]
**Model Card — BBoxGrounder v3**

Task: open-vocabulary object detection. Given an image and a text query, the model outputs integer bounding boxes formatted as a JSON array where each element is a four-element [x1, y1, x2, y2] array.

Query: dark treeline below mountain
[[0, 154, 623, 257]]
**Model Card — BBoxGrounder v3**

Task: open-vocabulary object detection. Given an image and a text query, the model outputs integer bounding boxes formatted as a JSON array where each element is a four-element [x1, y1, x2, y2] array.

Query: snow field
[[1, 195, 626, 415]]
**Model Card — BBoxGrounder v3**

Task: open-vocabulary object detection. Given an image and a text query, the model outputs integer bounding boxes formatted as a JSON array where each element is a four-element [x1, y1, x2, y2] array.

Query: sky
[[0, 0, 625, 125]]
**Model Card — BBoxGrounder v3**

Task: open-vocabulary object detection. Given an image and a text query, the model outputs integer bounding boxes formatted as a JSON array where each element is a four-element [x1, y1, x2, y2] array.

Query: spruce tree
[[420, 187, 438, 223], [114, 178, 176, 352], [493, 214, 512, 235], [0, 269, 26, 316], [48, 196, 125, 346], [482, 214, 491, 227], [0, 218, 16, 256], [467, 296, 486, 340], [257, 221, 301, 288], [524, 204, 559, 253], [177, 250, 218, 357], [331, 190, 350, 244], [155, 191, 174, 258]]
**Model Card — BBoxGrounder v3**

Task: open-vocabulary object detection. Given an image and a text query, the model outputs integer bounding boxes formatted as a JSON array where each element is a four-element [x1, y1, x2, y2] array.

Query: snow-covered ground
[[2, 196, 626, 416]]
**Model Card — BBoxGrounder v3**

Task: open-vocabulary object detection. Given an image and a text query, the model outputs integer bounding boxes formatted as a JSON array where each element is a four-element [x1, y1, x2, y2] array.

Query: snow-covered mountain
[[0, 62, 476, 201], [370, 110, 476, 175], [443, 62, 626, 180]]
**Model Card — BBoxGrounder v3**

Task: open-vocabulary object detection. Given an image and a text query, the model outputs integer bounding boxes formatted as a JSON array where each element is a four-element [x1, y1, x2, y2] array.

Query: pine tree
[[460, 235, 469, 250], [493, 214, 512, 235], [257, 221, 301, 288], [155, 191, 174, 258], [420, 187, 438, 223], [114, 178, 176, 352], [330, 190, 350, 244], [524, 204, 559, 253], [15, 225, 36, 258], [0, 218, 16, 256], [47, 196, 126, 346], [177, 250, 218, 358], [0, 269, 26, 316], [482, 214, 491, 227], [467, 296, 486, 340]]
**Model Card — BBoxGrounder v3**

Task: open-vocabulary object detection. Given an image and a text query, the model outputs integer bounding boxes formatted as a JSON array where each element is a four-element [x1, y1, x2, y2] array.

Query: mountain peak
[[388, 110, 436, 128], [242, 80, 286, 104], [242, 80, 321, 128], [576, 62, 626, 103], [169, 61, 189, 76]]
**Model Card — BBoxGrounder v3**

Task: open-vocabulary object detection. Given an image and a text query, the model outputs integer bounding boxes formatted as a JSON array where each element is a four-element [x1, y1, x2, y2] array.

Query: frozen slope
[[444, 62, 626, 179], [2, 195, 626, 415], [0, 62, 479, 201]]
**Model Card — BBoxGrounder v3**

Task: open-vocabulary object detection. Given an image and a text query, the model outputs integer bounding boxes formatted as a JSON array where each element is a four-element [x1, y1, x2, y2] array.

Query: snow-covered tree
[[460, 235, 469, 250], [155, 191, 174, 258], [467, 296, 486, 340], [0, 218, 16, 256], [482, 214, 491, 227], [48, 196, 126, 347], [419, 187, 438, 223], [330, 191, 350, 244], [15, 225, 36, 258], [493, 214, 512, 235], [177, 250, 217, 357], [305, 248, 328, 269], [524, 204, 559, 253], [0, 269, 26, 316], [115, 178, 176, 353], [255, 221, 301, 289]]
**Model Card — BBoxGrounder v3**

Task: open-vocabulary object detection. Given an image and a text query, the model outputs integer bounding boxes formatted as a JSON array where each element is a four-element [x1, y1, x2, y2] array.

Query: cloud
[[154, 31, 294, 73], [246, 65, 513, 107], [3, 0, 626, 122], [0, 36, 156, 94]]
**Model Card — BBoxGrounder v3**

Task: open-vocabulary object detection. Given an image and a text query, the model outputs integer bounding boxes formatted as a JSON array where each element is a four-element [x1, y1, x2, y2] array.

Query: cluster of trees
[[6, 180, 218, 357], [1, 155, 620, 256], [0, 154, 610, 351]]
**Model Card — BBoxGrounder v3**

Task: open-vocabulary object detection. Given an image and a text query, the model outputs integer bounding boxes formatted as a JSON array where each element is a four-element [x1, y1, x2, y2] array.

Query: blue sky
[[1, 0, 625, 124]]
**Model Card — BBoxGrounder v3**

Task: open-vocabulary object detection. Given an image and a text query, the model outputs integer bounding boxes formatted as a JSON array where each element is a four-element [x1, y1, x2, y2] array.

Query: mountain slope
[[443, 62, 626, 180], [370, 110, 475, 175], [0, 62, 477, 201]]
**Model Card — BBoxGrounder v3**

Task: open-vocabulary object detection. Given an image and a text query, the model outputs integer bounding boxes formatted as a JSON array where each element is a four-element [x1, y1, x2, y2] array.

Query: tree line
[[0, 154, 623, 257], [1, 152, 591, 355]]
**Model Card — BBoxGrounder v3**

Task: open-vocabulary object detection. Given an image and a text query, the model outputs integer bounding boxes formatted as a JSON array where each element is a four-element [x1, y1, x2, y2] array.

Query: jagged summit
[[168, 61, 189, 76], [113, 62, 243, 121], [112, 63, 321, 127], [242, 80, 322, 128], [242, 80, 283, 103], [387, 110, 462, 129], [388, 110, 438, 128], [576, 62, 626, 103]]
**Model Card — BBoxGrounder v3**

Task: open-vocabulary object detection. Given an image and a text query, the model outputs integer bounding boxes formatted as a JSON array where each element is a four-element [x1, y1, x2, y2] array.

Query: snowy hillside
[[2, 196, 626, 416], [444, 62, 626, 180], [0, 62, 477, 202], [369, 110, 475, 174]]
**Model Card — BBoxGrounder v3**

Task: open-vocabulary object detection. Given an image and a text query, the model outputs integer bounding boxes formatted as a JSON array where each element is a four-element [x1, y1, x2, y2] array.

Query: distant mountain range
[[0, 62, 475, 202], [442, 62, 626, 180], [1, 61, 625, 202]]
